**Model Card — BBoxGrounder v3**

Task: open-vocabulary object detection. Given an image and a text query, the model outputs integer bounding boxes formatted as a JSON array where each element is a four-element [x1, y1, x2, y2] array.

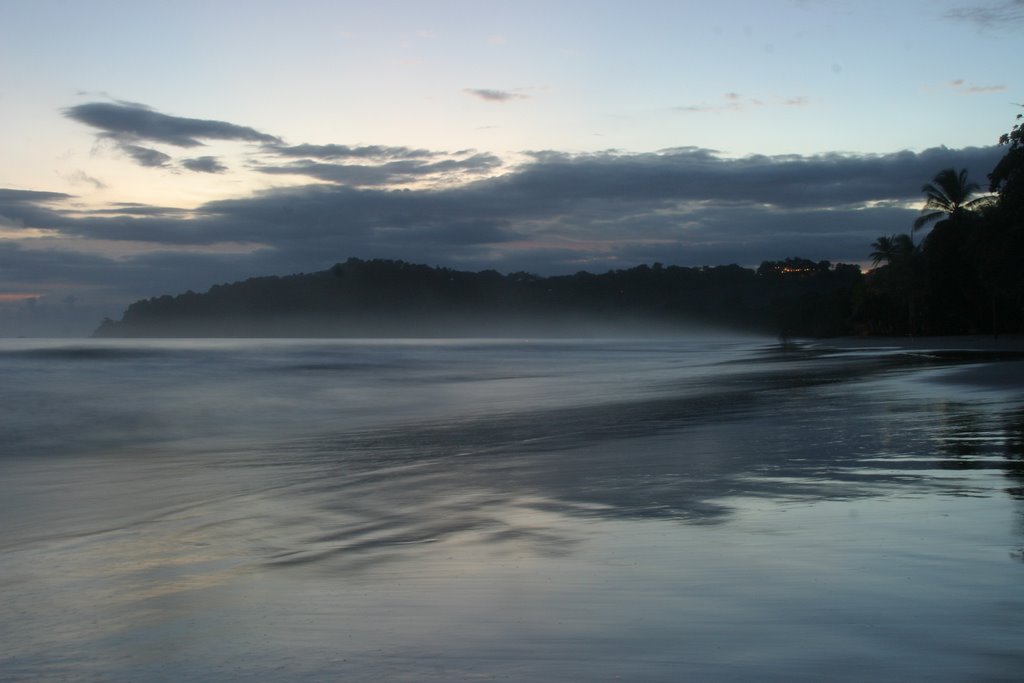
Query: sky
[[0, 0, 1021, 335]]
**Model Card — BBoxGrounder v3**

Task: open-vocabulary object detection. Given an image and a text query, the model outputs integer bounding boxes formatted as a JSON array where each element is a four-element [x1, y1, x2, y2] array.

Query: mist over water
[[1, 336, 1022, 681]]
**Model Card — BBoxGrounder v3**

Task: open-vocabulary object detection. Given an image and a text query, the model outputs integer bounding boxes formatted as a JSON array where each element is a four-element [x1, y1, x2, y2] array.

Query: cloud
[[3, 142, 1005, 327], [489, 146, 1003, 213], [182, 156, 228, 173], [464, 88, 528, 103], [121, 144, 172, 168], [0, 188, 72, 232], [270, 143, 436, 160], [256, 152, 503, 187], [64, 100, 281, 169], [61, 170, 107, 190], [0, 189, 73, 203], [81, 203, 190, 217], [65, 101, 281, 148], [64, 99, 484, 182], [945, 1, 1024, 27], [675, 92, 806, 113], [949, 79, 1007, 95], [39, 144, 1004, 249]]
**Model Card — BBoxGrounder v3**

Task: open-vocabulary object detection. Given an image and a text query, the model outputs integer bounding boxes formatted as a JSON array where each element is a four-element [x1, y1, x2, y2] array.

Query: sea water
[[1, 336, 1021, 681]]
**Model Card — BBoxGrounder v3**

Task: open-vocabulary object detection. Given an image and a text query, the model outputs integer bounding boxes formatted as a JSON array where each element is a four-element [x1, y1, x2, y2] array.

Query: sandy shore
[[819, 333, 1024, 352], [2, 336, 1022, 682], [809, 335, 1024, 390]]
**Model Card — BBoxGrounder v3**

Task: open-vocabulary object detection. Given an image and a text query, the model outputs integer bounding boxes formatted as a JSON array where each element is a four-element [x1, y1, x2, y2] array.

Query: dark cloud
[[0, 240, 280, 333], [64, 101, 281, 171], [0, 189, 73, 203], [257, 141, 493, 186], [257, 161, 402, 186], [490, 145, 1003, 211], [945, 1, 1024, 27], [12, 145, 1004, 252], [77, 203, 190, 217], [3, 143, 1006, 334], [270, 143, 436, 160], [122, 144, 172, 168], [0, 188, 72, 231], [90, 143, 992, 263], [0, 241, 117, 286], [257, 152, 503, 186], [182, 156, 228, 173], [464, 88, 527, 102], [53, 213, 233, 244], [65, 101, 282, 148]]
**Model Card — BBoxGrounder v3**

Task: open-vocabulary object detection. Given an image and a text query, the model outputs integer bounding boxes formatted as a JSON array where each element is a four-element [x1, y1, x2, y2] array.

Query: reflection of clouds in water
[[263, 494, 583, 572], [298, 358, 1023, 529], [4, 339, 1024, 680], [4, 468, 593, 672], [2, 507, 249, 673]]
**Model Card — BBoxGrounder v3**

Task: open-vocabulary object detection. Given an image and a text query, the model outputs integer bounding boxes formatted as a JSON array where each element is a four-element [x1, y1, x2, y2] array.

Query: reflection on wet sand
[[1, 338, 1023, 681]]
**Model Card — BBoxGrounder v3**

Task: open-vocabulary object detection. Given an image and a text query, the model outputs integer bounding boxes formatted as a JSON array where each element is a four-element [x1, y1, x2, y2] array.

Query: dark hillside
[[93, 257, 863, 338]]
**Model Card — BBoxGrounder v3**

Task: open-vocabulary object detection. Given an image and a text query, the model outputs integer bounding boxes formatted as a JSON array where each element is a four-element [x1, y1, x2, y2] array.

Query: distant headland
[[93, 257, 865, 338]]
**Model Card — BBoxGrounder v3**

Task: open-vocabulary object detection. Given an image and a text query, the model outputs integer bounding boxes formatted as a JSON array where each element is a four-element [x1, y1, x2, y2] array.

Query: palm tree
[[870, 233, 914, 267], [912, 168, 991, 238], [892, 233, 915, 259], [868, 233, 920, 334], [870, 235, 895, 267]]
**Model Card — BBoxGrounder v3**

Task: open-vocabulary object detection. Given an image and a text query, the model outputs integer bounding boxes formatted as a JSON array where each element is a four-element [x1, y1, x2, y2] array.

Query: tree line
[[93, 257, 863, 338], [863, 109, 1023, 335], [94, 111, 1023, 339]]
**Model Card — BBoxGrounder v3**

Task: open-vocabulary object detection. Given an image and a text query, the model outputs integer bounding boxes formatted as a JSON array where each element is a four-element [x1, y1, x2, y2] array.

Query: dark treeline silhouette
[[95, 111, 1023, 339], [93, 257, 864, 338], [861, 109, 1024, 336]]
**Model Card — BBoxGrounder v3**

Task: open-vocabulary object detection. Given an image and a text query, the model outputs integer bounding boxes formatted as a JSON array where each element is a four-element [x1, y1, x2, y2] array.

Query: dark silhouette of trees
[[912, 168, 992, 239], [869, 234, 914, 268], [982, 108, 1024, 333], [859, 233, 920, 335], [990, 110, 1023, 216], [857, 111, 1024, 336], [755, 259, 862, 338], [93, 257, 865, 338]]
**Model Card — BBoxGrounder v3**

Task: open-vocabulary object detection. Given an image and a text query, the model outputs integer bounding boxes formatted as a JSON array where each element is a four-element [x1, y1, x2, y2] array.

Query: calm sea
[[1, 336, 1022, 681]]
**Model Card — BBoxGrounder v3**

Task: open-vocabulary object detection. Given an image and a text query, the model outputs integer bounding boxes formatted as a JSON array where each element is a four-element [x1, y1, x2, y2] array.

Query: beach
[[1, 335, 1021, 681]]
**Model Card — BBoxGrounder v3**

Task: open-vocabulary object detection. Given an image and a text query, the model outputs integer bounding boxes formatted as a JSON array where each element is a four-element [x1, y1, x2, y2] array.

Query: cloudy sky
[[0, 0, 1020, 334]]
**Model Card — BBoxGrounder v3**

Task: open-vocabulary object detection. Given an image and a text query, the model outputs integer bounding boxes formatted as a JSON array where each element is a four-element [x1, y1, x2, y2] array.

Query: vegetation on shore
[[95, 112, 1023, 339], [861, 109, 1023, 336], [93, 256, 863, 337]]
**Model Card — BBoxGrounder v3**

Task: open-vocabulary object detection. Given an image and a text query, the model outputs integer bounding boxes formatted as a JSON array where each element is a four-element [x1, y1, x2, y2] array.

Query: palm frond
[[893, 234, 915, 254], [956, 169, 980, 197], [964, 195, 996, 210], [869, 235, 894, 266], [914, 167, 985, 231], [913, 210, 944, 231]]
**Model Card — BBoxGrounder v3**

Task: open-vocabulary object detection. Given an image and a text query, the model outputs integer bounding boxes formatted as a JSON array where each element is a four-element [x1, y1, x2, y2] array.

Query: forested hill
[[93, 257, 864, 338]]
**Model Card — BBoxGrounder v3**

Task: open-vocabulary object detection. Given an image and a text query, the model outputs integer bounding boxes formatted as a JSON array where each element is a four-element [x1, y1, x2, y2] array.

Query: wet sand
[[1, 337, 1022, 681]]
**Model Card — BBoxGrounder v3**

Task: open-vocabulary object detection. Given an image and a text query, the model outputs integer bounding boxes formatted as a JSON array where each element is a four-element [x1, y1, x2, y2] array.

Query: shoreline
[[809, 334, 1024, 391], [816, 333, 1024, 351]]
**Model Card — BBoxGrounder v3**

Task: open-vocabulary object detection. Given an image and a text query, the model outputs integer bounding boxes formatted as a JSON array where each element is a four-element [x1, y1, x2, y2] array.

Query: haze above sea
[[1, 336, 1022, 681]]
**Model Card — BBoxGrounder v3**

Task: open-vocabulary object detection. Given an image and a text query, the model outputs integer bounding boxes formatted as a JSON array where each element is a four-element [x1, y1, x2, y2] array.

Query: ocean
[[1, 336, 1022, 681]]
